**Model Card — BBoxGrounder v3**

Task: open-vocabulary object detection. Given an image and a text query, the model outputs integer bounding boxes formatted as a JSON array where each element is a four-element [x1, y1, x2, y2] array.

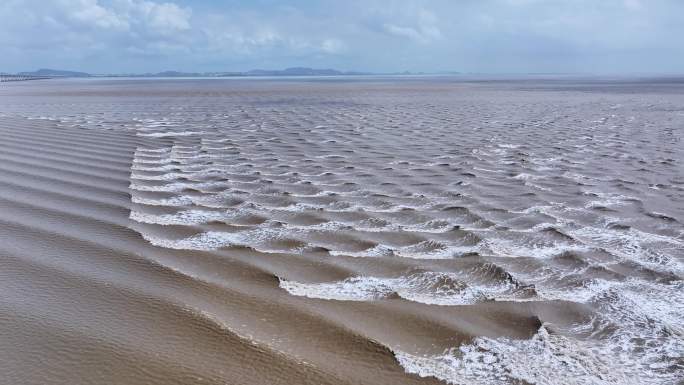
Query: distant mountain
[[102, 67, 372, 77], [12, 67, 445, 78], [19, 68, 91, 77], [148, 70, 202, 77], [245, 67, 372, 76], [247, 67, 336, 76]]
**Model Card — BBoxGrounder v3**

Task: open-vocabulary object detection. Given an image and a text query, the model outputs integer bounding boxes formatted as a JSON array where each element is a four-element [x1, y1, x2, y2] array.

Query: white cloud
[[65, 0, 129, 30], [0, 0, 193, 58], [378, 8, 441, 44], [321, 38, 346, 54], [0, 0, 682, 73], [203, 26, 284, 55], [119, 0, 192, 35], [623, 0, 643, 11], [383, 23, 440, 44]]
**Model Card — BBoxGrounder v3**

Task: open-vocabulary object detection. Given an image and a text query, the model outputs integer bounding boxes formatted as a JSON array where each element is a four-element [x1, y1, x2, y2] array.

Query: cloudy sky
[[1, 0, 683, 74]]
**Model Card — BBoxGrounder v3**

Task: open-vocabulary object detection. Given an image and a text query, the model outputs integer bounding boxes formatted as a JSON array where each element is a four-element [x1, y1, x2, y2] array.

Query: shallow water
[[1, 76, 683, 384]]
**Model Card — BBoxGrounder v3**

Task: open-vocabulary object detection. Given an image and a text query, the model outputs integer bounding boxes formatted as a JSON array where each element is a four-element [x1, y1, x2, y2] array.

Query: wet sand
[[0, 77, 682, 384]]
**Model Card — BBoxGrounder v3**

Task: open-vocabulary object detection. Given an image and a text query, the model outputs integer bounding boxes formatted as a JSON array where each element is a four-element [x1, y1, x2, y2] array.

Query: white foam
[[583, 191, 636, 209], [132, 157, 174, 165], [523, 181, 555, 192], [285, 221, 351, 232], [396, 220, 454, 233], [280, 276, 395, 301], [497, 143, 520, 149], [328, 244, 395, 258], [129, 182, 194, 192], [280, 271, 517, 306], [571, 226, 683, 274], [137, 130, 207, 137], [131, 163, 180, 172], [483, 237, 589, 259], [131, 195, 194, 207], [421, 275, 684, 384], [512, 172, 542, 180], [129, 180, 229, 193], [396, 242, 481, 260], [130, 172, 185, 181], [134, 147, 171, 153], [139, 227, 299, 252], [130, 210, 228, 225], [141, 231, 244, 250], [395, 325, 640, 385]]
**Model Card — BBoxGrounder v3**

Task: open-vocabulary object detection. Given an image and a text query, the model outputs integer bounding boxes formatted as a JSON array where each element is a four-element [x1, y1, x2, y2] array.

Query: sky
[[1, 0, 683, 74]]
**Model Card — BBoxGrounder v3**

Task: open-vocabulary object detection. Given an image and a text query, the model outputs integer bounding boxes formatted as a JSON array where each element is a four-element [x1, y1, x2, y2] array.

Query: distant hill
[[134, 67, 370, 77], [13, 67, 442, 78], [19, 68, 91, 77], [247, 67, 372, 76], [144, 70, 202, 77], [114, 67, 372, 77]]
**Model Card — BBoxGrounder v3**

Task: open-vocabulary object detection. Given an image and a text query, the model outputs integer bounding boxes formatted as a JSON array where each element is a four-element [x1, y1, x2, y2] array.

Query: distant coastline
[[10, 67, 458, 79]]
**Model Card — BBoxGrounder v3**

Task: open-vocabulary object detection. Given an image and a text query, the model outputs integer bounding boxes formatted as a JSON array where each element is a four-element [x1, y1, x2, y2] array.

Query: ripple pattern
[[2, 77, 682, 384]]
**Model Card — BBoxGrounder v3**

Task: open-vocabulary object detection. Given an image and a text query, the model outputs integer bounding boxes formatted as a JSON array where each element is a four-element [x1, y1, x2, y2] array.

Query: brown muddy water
[[0, 76, 682, 384]]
